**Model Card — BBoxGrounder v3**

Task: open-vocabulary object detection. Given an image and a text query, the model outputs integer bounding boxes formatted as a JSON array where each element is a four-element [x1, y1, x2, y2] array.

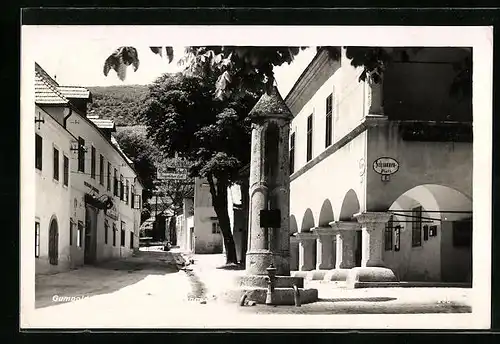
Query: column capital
[[312, 226, 336, 237], [295, 232, 317, 241], [329, 221, 361, 231], [354, 212, 391, 224]]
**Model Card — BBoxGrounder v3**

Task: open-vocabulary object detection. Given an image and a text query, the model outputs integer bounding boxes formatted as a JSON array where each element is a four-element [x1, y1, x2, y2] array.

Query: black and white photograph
[[20, 24, 493, 329]]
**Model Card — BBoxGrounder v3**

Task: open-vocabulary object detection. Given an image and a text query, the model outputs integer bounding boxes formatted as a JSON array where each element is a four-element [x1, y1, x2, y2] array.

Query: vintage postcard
[[20, 24, 493, 329]]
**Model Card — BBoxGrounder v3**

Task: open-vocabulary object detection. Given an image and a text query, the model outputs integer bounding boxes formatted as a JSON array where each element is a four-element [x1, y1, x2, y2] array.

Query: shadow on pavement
[[35, 251, 183, 309], [238, 301, 472, 315], [319, 297, 397, 302]]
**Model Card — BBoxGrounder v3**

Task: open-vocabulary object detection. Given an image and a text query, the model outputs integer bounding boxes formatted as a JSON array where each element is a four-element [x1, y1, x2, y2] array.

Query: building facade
[[229, 47, 473, 283], [34, 63, 144, 275], [175, 178, 224, 254]]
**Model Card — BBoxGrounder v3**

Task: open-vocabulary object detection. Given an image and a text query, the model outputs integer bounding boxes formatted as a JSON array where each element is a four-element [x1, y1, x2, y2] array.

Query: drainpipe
[[63, 107, 73, 128]]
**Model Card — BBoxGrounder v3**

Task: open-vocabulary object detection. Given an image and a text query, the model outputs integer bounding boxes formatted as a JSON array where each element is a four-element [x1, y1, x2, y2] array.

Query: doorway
[[354, 230, 362, 267], [84, 205, 98, 264], [48, 217, 59, 265]]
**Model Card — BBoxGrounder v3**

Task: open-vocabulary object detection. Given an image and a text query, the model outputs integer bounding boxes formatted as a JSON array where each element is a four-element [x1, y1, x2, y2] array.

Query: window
[[53, 147, 59, 181], [106, 161, 111, 191], [63, 155, 69, 186], [130, 231, 134, 249], [131, 189, 135, 209], [453, 219, 472, 248], [99, 154, 104, 185], [394, 225, 401, 251], [212, 222, 221, 234], [125, 180, 129, 204], [35, 221, 40, 258], [306, 114, 313, 162], [35, 134, 42, 170], [120, 175, 124, 200], [384, 216, 394, 251], [120, 221, 126, 246], [325, 94, 333, 147], [77, 221, 83, 248], [113, 168, 118, 196], [289, 132, 295, 174], [133, 194, 141, 209], [77, 137, 85, 172], [104, 220, 109, 245], [412, 206, 423, 247], [113, 223, 117, 246], [90, 146, 96, 179], [69, 221, 74, 246]]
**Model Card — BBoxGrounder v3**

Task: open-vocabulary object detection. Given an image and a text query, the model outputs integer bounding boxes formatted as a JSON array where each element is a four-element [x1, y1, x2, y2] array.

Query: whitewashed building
[[229, 47, 473, 284], [34, 63, 144, 275], [175, 178, 224, 254]]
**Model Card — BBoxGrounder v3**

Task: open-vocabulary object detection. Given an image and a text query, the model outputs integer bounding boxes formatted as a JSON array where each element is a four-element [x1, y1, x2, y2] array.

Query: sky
[[33, 35, 316, 98]]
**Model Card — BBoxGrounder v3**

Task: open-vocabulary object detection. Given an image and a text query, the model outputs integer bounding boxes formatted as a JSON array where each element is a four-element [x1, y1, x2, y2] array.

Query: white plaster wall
[[366, 123, 472, 211], [35, 106, 73, 275], [383, 193, 442, 281], [290, 133, 367, 231], [193, 178, 223, 254], [63, 109, 143, 263]]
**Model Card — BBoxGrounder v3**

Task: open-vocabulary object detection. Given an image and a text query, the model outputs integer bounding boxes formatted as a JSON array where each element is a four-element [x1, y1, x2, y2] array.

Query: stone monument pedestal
[[234, 275, 318, 305], [228, 86, 318, 306]]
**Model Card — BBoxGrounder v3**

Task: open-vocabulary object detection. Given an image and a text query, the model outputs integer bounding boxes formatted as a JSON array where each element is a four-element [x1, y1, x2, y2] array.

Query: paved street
[[29, 249, 473, 328]]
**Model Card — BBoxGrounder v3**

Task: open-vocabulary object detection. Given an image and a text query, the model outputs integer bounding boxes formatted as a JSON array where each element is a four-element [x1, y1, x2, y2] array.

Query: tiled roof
[[89, 117, 116, 130], [35, 71, 69, 105], [110, 135, 133, 164], [58, 86, 92, 100]]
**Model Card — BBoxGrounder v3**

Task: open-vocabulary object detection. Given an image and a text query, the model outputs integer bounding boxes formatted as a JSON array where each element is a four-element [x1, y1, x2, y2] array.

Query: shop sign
[[84, 181, 99, 194], [373, 157, 399, 175], [106, 203, 118, 220]]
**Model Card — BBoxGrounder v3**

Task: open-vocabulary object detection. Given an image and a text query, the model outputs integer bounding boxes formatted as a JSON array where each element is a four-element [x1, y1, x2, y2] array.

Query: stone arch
[[389, 184, 472, 221], [318, 199, 335, 227], [289, 215, 298, 234], [48, 215, 59, 266], [387, 184, 472, 283], [339, 189, 361, 221], [300, 208, 315, 232]]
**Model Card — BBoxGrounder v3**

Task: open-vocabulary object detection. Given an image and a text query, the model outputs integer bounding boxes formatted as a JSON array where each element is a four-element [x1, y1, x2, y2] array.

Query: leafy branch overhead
[[103, 45, 471, 102]]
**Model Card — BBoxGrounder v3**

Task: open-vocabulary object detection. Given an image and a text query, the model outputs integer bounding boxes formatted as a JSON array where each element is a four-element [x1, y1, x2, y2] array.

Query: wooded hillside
[[87, 85, 149, 126]]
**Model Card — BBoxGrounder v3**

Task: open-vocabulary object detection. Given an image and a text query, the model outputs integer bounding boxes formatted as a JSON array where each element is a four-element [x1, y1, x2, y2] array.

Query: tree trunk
[[207, 174, 238, 264]]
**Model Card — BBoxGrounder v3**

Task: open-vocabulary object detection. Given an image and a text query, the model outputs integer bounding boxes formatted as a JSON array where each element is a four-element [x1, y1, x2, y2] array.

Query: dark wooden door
[[49, 218, 59, 265]]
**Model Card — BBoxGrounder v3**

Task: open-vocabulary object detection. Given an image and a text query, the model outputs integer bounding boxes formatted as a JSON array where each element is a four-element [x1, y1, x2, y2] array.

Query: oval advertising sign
[[373, 157, 399, 175]]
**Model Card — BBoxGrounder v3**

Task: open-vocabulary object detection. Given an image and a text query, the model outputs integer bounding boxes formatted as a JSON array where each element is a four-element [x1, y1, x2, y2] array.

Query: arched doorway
[[338, 189, 361, 266], [48, 217, 59, 265]]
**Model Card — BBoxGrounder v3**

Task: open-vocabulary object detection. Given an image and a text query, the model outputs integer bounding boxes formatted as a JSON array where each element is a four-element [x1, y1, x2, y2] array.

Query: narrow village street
[[29, 246, 474, 329]]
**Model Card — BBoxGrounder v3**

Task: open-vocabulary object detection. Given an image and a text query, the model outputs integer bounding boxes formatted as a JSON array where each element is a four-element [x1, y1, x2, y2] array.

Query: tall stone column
[[312, 227, 336, 270], [245, 86, 294, 276], [330, 221, 359, 269], [296, 232, 316, 271], [354, 212, 391, 267]]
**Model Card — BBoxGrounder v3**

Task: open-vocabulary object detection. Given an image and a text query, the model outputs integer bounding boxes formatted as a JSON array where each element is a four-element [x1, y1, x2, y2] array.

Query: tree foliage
[[113, 126, 160, 202], [104, 45, 471, 101], [87, 85, 149, 126], [140, 71, 263, 263]]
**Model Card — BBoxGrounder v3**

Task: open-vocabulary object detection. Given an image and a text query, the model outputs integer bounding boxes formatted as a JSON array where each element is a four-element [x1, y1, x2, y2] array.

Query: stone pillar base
[[323, 268, 351, 282], [245, 250, 290, 276], [346, 267, 399, 289], [217, 274, 318, 305]]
